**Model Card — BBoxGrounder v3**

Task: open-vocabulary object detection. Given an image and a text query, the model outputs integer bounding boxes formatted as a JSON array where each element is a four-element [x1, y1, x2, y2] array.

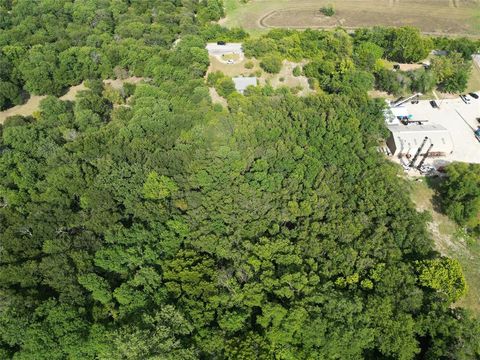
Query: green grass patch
[[466, 63, 480, 93]]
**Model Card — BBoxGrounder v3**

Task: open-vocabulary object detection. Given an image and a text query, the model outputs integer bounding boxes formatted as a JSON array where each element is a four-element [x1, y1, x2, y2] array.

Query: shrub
[[260, 54, 283, 74], [244, 60, 254, 69], [216, 77, 236, 97], [293, 66, 302, 77], [207, 71, 225, 86], [320, 5, 335, 17]]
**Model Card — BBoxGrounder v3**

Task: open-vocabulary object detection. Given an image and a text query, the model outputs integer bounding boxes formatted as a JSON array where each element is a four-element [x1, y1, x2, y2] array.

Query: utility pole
[[409, 136, 428, 167]]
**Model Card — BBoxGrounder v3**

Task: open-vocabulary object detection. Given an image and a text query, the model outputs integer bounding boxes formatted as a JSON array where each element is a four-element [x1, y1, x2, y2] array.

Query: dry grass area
[[410, 178, 480, 315], [208, 56, 313, 96], [223, 0, 480, 36], [209, 87, 228, 107], [0, 77, 145, 124]]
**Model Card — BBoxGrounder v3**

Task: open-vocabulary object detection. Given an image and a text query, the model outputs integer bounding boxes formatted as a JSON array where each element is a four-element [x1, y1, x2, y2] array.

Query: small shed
[[232, 77, 257, 94], [387, 124, 454, 157]]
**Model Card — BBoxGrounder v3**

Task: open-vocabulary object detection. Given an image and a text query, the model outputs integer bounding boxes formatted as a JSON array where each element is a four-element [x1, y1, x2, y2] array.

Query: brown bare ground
[[225, 0, 480, 36]]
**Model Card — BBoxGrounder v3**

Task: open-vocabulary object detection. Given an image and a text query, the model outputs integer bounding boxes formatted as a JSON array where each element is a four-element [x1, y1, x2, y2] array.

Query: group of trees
[[439, 163, 480, 232], [243, 26, 477, 96], [0, 0, 238, 110], [1, 1, 480, 358]]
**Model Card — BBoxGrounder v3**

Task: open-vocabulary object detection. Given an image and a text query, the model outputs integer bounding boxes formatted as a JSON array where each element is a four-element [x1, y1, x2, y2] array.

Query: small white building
[[232, 77, 257, 94], [387, 124, 454, 157], [206, 43, 243, 56]]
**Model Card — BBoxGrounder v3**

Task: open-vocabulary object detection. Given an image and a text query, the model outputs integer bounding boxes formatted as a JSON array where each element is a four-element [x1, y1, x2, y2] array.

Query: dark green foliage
[[0, 5, 479, 358], [439, 163, 480, 230]]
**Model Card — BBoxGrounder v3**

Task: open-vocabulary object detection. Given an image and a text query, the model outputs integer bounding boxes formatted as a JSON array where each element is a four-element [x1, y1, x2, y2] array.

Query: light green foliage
[[292, 66, 302, 76], [319, 5, 335, 17], [416, 258, 467, 302], [143, 172, 178, 200], [78, 274, 112, 304], [244, 60, 254, 69], [431, 52, 472, 93], [355, 41, 384, 70], [391, 27, 432, 63], [260, 53, 283, 74]]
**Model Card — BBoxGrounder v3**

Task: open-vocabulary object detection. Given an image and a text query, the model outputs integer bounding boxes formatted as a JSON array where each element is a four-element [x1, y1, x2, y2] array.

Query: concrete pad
[[388, 95, 480, 167]]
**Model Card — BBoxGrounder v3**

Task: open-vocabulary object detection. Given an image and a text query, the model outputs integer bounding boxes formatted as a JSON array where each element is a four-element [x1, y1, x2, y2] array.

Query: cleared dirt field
[[224, 0, 480, 36]]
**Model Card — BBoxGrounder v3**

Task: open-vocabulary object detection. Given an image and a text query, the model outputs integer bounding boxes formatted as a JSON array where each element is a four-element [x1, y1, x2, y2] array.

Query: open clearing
[[0, 77, 144, 124], [207, 55, 313, 96], [410, 179, 480, 315], [223, 0, 480, 36]]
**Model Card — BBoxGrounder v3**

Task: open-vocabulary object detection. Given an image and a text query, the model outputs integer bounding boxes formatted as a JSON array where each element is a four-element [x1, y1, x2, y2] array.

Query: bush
[[292, 66, 302, 76], [207, 71, 225, 86], [260, 54, 283, 74], [216, 77, 236, 97], [320, 5, 335, 17], [244, 60, 254, 69]]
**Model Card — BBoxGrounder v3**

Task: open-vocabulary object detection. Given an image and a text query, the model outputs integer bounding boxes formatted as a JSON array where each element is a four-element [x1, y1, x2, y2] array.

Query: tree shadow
[[425, 176, 445, 214]]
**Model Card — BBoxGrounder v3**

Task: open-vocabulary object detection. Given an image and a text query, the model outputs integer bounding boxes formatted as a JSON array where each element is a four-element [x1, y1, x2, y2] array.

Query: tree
[[260, 53, 283, 74], [390, 27, 432, 63], [439, 162, 480, 229], [431, 52, 471, 93], [416, 257, 467, 302], [215, 77, 236, 97], [354, 41, 384, 70]]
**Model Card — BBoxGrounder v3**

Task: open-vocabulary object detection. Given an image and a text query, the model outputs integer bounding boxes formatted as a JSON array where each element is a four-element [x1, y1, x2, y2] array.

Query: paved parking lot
[[404, 95, 480, 166]]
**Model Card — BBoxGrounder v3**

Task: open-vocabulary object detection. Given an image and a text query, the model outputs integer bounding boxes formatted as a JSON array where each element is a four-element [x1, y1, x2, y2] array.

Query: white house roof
[[232, 77, 257, 93], [206, 43, 243, 56], [387, 124, 454, 156]]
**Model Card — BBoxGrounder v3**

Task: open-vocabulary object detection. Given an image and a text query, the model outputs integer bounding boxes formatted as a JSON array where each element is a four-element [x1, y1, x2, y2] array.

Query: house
[[232, 77, 257, 94], [386, 124, 454, 157], [206, 43, 243, 56]]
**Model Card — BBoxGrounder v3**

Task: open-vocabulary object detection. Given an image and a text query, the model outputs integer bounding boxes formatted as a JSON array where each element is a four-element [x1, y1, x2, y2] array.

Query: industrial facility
[[384, 93, 480, 171]]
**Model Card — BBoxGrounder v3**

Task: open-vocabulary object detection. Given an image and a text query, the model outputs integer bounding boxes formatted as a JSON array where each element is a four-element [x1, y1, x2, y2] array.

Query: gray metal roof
[[232, 77, 257, 93]]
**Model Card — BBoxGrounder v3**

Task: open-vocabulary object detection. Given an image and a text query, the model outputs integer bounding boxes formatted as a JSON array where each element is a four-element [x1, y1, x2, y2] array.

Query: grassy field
[[467, 61, 480, 93], [223, 0, 480, 36], [410, 178, 480, 316]]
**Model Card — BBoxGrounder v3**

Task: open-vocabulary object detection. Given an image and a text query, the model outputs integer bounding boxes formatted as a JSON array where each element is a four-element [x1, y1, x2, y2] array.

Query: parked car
[[469, 92, 479, 99], [429, 100, 439, 108], [227, 59, 234, 64], [460, 94, 471, 104], [217, 41, 226, 45]]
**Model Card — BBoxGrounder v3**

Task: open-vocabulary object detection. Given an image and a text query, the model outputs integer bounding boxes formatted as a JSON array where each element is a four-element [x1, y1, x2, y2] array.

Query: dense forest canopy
[[1, 1, 479, 359]]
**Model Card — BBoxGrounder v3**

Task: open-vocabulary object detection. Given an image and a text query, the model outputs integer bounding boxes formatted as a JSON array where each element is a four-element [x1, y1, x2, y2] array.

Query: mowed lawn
[[223, 0, 480, 36]]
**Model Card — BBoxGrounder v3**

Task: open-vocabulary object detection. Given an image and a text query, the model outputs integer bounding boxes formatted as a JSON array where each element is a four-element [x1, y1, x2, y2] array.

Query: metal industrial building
[[386, 124, 454, 157]]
